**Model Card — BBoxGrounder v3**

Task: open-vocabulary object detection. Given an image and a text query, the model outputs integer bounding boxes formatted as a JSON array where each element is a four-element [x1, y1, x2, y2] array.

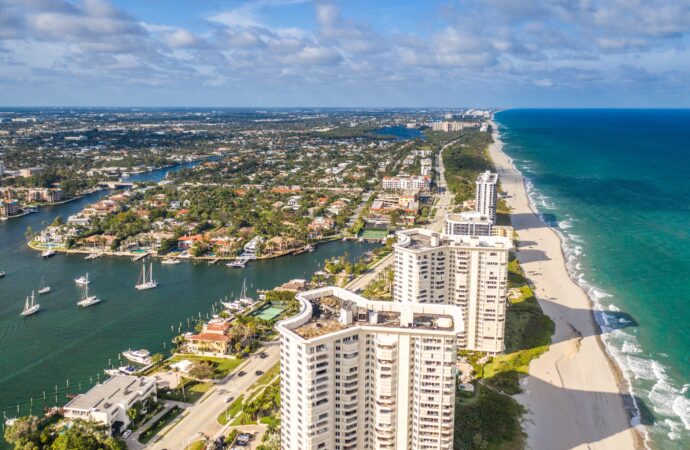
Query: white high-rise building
[[475, 171, 498, 221], [393, 228, 512, 354], [277, 287, 463, 450], [445, 211, 493, 236]]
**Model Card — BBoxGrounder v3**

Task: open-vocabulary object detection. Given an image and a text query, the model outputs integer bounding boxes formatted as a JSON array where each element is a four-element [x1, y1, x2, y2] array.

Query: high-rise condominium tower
[[393, 228, 512, 354], [475, 170, 498, 221], [277, 287, 463, 450]]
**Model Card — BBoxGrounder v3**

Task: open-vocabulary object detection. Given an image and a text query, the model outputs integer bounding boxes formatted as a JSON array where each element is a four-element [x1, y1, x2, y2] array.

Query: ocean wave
[[498, 129, 690, 446]]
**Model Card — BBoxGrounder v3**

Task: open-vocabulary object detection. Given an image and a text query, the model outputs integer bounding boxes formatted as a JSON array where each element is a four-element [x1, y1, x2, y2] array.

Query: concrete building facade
[[277, 287, 462, 450], [475, 171, 498, 221], [445, 211, 493, 236], [393, 229, 512, 354]]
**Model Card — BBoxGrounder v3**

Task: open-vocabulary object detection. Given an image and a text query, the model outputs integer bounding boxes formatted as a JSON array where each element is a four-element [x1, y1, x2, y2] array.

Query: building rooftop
[[446, 211, 492, 224], [64, 375, 155, 411], [476, 170, 498, 184], [395, 228, 512, 251], [284, 287, 463, 340]]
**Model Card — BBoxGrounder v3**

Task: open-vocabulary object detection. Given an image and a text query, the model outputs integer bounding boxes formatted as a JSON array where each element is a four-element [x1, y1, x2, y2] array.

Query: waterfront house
[[185, 318, 233, 355], [63, 375, 157, 433], [264, 236, 300, 254]]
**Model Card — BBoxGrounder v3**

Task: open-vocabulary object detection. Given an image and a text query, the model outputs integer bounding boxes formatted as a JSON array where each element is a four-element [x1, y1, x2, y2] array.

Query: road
[[147, 344, 280, 450], [147, 138, 456, 448], [346, 138, 455, 292]]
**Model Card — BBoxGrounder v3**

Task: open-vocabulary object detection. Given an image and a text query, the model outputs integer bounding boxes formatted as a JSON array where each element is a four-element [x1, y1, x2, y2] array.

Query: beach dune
[[488, 122, 641, 450]]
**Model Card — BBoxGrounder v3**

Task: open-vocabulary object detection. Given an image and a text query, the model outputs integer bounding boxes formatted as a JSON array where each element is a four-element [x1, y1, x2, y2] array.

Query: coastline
[[489, 120, 643, 449]]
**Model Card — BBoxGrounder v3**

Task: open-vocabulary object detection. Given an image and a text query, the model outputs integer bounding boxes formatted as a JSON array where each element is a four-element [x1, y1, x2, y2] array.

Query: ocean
[[495, 109, 690, 448]]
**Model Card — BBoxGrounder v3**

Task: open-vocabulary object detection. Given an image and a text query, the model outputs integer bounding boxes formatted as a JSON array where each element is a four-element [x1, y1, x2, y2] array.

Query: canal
[[0, 163, 376, 421]]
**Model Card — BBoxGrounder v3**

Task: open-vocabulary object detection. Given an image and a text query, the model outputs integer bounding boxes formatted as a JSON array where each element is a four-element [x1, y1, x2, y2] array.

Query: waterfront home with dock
[[63, 375, 156, 433]]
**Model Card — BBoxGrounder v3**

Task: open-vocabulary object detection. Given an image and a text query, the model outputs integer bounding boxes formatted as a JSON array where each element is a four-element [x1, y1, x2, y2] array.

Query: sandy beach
[[488, 122, 642, 450]]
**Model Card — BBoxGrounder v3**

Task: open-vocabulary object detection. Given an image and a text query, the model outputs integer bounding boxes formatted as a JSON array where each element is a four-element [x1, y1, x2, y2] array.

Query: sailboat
[[77, 284, 101, 307], [74, 272, 90, 285], [221, 278, 253, 309], [38, 276, 51, 294], [135, 263, 158, 290], [20, 291, 40, 316]]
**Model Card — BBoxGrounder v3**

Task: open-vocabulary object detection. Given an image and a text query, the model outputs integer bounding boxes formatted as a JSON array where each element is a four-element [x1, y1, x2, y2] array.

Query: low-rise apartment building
[[445, 211, 493, 236], [393, 228, 512, 354], [277, 287, 462, 450], [382, 175, 431, 192]]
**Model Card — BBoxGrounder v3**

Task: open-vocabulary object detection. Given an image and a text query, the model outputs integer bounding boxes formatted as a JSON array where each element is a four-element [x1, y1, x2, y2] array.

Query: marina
[[0, 170, 376, 419]]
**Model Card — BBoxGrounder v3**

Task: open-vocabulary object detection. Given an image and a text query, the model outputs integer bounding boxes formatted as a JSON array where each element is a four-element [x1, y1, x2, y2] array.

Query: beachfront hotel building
[[393, 228, 512, 354], [277, 287, 462, 450], [445, 211, 493, 236], [475, 170, 498, 221]]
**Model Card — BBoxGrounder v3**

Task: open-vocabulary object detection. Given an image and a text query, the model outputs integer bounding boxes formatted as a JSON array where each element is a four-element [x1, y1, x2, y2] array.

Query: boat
[[84, 253, 101, 260], [105, 365, 137, 376], [20, 291, 40, 316], [0, 271, 5, 279], [221, 278, 253, 309], [161, 258, 181, 265], [77, 285, 101, 307], [307, 244, 315, 253], [74, 273, 90, 285], [122, 349, 152, 365], [41, 250, 56, 258], [226, 256, 249, 268], [135, 263, 158, 290], [38, 276, 51, 294]]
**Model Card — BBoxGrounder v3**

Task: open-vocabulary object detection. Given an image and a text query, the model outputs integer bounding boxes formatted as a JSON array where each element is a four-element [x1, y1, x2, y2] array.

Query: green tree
[[189, 360, 215, 379], [3, 416, 40, 448]]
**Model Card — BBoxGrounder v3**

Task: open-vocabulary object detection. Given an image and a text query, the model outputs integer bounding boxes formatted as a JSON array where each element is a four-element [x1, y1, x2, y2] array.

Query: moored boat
[[135, 263, 158, 290], [77, 285, 101, 307], [74, 273, 90, 285], [38, 276, 51, 294], [41, 250, 56, 258], [122, 349, 152, 365]]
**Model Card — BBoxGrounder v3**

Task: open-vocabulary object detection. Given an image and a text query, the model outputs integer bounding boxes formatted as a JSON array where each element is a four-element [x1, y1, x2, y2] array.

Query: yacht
[[74, 273, 90, 285], [226, 256, 249, 268], [161, 258, 181, 265], [122, 349, 152, 365], [77, 285, 101, 307], [20, 291, 40, 316], [41, 250, 56, 258], [135, 263, 158, 290], [0, 271, 5, 279], [105, 365, 137, 376], [38, 276, 51, 294], [221, 278, 253, 309]]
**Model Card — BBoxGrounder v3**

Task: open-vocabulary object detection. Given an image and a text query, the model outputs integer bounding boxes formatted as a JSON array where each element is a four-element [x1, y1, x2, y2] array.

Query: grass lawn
[[217, 395, 244, 425], [169, 355, 242, 379], [185, 440, 205, 450], [138, 406, 183, 444], [158, 379, 213, 403], [248, 362, 280, 391]]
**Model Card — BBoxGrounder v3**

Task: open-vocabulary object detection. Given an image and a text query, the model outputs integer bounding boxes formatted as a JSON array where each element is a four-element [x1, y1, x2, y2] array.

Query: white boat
[[77, 285, 101, 307], [38, 276, 51, 294], [20, 291, 40, 316], [122, 349, 152, 365], [306, 244, 315, 253], [161, 258, 181, 265], [226, 257, 249, 268], [84, 253, 101, 260], [74, 273, 90, 285], [135, 263, 158, 290], [105, 365, 137, 376], [41, 250, 56, 258], [221, 278, 253, 309], [0, 271, 5, 279]]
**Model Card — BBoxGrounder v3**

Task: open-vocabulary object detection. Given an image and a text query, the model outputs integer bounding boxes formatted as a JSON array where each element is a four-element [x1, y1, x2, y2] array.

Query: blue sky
[[1, 0, 690, 107]]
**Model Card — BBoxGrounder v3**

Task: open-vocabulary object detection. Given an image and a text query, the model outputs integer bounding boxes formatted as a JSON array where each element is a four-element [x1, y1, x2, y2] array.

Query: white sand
[[488, 123, 641, 450]]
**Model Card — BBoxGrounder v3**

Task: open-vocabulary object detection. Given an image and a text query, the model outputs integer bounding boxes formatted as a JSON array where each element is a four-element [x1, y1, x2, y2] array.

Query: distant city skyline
[[1, 0, 690, 107]]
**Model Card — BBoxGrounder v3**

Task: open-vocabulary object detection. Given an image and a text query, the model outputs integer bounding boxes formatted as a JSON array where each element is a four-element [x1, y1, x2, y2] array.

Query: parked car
[[225, 395, 234, 403], [122, 429, 131, 439], [255, 370, 264, 376]]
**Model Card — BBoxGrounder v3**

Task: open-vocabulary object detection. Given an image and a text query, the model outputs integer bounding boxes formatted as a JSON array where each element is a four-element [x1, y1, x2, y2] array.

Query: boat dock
[[84, 253, 101, 260], [132, 252, 150, 262]]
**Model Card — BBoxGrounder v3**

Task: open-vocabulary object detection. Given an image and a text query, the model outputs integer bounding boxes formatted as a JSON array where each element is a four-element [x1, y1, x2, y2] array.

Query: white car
[[122, 429, 132, 439]]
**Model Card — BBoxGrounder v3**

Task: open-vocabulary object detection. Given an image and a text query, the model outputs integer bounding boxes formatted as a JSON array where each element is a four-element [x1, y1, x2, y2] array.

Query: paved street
[[147, 344, 280, 450], [145, 138, 456, 448]]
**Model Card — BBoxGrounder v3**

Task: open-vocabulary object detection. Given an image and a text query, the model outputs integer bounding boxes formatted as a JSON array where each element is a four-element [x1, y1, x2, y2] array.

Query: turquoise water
[[496, 109, 690, 448], [0, 164, 376, 432]]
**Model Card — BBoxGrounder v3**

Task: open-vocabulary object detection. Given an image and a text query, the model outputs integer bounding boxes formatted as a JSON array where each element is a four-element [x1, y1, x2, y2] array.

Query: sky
[[1, 0, 690, 107]]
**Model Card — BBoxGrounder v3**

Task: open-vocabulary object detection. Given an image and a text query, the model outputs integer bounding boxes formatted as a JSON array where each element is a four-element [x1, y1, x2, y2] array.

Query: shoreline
[[489, 120, 643, 449]]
